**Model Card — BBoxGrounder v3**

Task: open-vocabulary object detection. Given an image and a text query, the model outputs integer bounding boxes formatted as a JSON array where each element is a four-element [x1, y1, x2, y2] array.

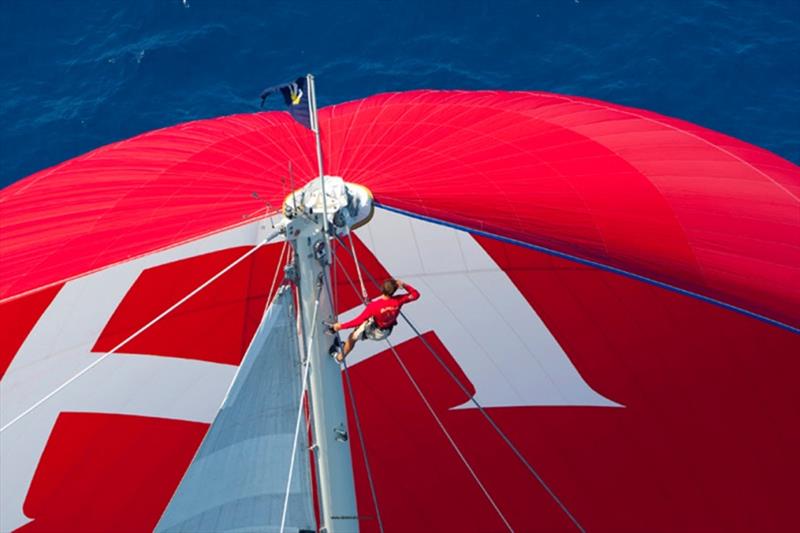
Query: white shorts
[[353, 317, 392, 341]]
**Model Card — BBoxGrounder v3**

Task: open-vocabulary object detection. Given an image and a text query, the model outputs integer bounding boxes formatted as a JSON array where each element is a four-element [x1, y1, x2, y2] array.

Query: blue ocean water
[[1, 0, 798, 188]]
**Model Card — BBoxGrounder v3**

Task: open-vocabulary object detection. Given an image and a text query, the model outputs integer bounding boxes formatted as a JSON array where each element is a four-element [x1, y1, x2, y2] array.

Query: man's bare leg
[[337, 332, 358, 362]]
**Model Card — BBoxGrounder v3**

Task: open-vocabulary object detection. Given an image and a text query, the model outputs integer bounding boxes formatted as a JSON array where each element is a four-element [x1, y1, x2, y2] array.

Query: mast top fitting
[[282, 176, 374, 235]]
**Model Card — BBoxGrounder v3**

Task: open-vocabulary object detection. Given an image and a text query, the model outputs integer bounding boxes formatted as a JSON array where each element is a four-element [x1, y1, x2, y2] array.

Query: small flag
[[259, 77, 311, 129]]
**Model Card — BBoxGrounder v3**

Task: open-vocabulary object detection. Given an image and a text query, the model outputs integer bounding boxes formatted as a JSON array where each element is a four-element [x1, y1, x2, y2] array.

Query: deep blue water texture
[[1, 0, 799, 188]]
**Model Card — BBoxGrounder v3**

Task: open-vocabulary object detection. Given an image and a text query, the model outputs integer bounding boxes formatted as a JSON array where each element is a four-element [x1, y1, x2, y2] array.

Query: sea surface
[[1, 0, 799, 188]]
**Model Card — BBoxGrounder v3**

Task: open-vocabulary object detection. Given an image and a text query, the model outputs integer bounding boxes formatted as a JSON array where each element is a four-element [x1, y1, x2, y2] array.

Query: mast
[[307, 74, 333, 262], [280, 76, 370, 533]]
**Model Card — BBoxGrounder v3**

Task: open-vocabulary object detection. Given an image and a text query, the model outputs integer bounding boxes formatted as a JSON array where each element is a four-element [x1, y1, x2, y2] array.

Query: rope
[[342, 358, 385, 533], [280, 288, 321, 533], [396, 310, 585, 533], [219, 242, 288, 406], [266, 243, 289, 320], [319, 239, 384, 532], [333, 250, 513, 532], [332, 237, 339, 313], [348, 231, 369, 301], [333, 249, 368, 306], [384, 337, 513, 532], [1, 228, 284, 434], [320, 266, 337, 323], [334, 234, 585, 533]]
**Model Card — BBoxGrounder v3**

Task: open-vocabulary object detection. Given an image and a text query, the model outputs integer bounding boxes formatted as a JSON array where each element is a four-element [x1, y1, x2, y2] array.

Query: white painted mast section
[[289, 213, 357, 533]]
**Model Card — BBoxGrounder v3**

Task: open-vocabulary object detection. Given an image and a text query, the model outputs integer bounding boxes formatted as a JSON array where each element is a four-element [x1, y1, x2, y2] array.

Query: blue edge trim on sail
[[376, 203, 800, 336]]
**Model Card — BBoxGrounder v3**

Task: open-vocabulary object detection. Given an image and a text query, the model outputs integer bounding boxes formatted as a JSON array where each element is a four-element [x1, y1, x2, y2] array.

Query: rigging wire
[[1, 227, 284, 434], [342, 357, 385, 533], [334, 234, 586, 533], [348, 231, 369, 301], [333, 251, 513, 533], [332, 236, 339, 313], [306, 164, 514, 533], [280, 287, 321, 533], [396, 310, 585, 533], [319, 236, 385, 533], [383, 337, 514, 533], [347, 262, 584, 532], [219, 241, 289, 406]]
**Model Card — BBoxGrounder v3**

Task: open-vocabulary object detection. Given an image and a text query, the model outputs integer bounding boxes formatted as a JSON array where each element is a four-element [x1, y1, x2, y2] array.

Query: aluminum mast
[[281, 75, 374, 533]]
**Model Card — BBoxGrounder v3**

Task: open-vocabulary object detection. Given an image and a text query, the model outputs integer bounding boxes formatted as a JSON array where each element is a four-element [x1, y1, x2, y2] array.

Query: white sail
[[156, 287, 316, 533]]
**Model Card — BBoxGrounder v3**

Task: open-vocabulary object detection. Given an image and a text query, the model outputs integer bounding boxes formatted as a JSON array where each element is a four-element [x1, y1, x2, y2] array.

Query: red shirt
[[340, 283, 420, 330]]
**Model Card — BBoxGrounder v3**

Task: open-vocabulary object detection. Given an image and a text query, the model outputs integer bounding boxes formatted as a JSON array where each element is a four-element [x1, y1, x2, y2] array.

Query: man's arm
[[336, 303, 374, 330], [395, 280, 420, 304]]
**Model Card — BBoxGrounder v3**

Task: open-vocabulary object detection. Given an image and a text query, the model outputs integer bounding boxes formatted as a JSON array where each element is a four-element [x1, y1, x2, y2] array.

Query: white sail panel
[[156, 287, 316, 533]]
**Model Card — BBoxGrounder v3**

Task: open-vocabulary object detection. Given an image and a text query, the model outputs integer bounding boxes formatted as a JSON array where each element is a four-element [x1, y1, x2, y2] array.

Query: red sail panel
[[2, 91, 799, 532], [2, 91, 798, 329]]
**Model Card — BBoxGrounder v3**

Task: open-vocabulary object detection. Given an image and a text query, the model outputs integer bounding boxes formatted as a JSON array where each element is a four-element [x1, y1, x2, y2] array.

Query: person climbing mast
[[330, 278, 420, 362]]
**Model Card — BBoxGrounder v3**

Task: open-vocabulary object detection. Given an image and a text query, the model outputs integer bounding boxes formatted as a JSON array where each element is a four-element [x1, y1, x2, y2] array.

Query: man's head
[[381, 278, 398, 297]]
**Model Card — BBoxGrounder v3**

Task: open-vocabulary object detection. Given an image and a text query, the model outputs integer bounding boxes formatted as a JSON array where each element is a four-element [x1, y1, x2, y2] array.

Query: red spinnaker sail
[[1, 90, 798, 532]]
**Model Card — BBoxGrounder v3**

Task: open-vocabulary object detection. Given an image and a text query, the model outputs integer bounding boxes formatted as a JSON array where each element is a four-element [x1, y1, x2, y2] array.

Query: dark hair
[[381, 278, 398, 296]]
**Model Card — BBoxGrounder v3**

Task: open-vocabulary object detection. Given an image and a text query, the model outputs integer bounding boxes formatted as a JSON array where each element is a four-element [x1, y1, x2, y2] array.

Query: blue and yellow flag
[[259, 77, 311, 129]]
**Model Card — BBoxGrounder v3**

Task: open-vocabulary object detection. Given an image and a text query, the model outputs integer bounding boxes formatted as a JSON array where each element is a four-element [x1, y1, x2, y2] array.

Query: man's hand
[[332, 322, 342, 332], [396, 279, 405, 288]]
